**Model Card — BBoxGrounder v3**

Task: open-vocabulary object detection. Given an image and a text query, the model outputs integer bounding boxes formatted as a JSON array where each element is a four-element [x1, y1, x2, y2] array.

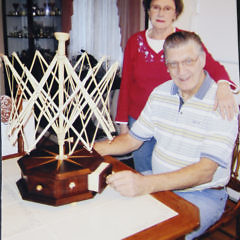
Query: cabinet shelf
[[7, 15, 27, 17], [7, 36, 55, 39], [7, 14, 61, 16], [7, 36, 28, 38], [7, 15, 61, 17]]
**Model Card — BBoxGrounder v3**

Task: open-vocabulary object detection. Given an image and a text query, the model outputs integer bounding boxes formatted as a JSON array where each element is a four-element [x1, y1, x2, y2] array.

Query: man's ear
[[200, 52, 206, 68]]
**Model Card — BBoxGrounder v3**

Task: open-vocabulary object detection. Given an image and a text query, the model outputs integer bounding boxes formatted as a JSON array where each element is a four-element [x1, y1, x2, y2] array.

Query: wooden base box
[[17, 144, 112, 206]]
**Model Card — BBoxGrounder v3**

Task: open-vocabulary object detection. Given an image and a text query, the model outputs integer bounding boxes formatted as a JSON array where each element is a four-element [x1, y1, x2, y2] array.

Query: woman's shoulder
[[127, 30, 146, 43], [175, 28, 186, 32], [124, 30, 147, 53]]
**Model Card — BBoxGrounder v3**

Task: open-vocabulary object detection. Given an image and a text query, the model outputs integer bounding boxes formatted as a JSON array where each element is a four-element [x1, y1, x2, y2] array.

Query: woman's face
[[148, 0, 176, 30]]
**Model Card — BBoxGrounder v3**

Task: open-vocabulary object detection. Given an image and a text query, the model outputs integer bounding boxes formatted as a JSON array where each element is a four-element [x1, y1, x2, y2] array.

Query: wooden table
[[104, 155, 200, 240], [2, 155, 199, 240]]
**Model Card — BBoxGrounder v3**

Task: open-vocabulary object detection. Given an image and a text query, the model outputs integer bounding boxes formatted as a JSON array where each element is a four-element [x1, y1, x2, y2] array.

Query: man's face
[[165, 41, 206, 98]]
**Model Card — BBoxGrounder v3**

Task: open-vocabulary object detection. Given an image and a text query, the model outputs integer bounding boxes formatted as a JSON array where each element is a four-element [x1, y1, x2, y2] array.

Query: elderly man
[[94, 31, 238, 239]]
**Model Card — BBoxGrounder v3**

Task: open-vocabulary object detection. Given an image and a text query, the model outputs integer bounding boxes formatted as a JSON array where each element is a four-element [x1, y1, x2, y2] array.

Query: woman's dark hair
[[142, 0, 184, 19]]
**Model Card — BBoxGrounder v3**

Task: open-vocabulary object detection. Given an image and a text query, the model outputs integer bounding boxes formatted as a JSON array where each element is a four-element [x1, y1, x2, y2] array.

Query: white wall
[[174, 0, 239, 88]]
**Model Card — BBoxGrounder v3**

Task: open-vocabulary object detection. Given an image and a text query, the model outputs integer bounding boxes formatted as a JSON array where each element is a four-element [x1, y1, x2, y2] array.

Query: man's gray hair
[[164, 31, 204, 59]]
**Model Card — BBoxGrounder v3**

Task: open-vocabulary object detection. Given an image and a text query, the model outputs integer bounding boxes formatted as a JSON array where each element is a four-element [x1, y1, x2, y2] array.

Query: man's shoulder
[[152, 80, 174, 94]]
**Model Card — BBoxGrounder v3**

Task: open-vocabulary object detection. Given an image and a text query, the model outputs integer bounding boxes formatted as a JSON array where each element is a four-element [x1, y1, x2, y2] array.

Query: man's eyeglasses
[[166, 56, 200, 71]]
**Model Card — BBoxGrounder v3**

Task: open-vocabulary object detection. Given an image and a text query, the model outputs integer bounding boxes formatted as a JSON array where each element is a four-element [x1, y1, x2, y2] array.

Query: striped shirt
[[130, 72, 238, 191]]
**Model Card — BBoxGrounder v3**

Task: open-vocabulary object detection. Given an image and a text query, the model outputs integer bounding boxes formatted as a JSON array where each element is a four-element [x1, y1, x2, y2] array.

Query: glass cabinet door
[[3, 0, 29, 56], [3, 0, 62, 58]]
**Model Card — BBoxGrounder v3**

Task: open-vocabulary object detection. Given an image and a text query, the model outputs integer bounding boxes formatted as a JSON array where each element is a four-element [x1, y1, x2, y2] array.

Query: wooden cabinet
[[2, 0, 62, 59]]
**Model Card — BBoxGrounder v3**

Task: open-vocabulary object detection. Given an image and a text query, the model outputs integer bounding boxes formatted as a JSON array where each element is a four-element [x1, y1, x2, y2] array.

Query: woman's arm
[[115, 37, 135, 123], [214, 81, 238, 120], [119, 124, 129, 134], [203, 44, 238, 120]]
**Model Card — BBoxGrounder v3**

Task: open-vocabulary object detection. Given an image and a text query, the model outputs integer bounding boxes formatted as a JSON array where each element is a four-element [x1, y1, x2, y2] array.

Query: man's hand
[[215, 81, 238, 120], [106, 170, 151, 197], [106, 158, 218, 197]]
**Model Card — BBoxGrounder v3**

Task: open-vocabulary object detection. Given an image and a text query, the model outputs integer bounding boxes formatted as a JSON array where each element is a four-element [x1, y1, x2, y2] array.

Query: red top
[[115, 29, 235, 123]]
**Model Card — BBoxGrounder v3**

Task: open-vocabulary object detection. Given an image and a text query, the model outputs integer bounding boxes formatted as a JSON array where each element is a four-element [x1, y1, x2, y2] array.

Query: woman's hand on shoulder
[[215, 81, 238, 120]]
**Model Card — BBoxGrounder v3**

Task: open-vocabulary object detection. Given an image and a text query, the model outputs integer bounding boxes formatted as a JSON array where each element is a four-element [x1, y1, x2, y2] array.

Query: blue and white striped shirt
[[130, 72, 238, 191]]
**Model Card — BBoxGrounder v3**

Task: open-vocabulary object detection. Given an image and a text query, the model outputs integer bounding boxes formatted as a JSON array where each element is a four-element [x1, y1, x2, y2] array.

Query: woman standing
[[115, 0, 237, 173]]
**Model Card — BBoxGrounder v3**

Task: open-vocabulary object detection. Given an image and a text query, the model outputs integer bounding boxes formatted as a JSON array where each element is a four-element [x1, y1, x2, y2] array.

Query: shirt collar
[[171, 71, 213, 100]]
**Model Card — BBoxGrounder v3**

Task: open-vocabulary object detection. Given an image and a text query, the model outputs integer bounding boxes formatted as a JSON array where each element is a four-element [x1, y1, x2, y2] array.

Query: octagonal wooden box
[[17, 143, 112, 206]]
